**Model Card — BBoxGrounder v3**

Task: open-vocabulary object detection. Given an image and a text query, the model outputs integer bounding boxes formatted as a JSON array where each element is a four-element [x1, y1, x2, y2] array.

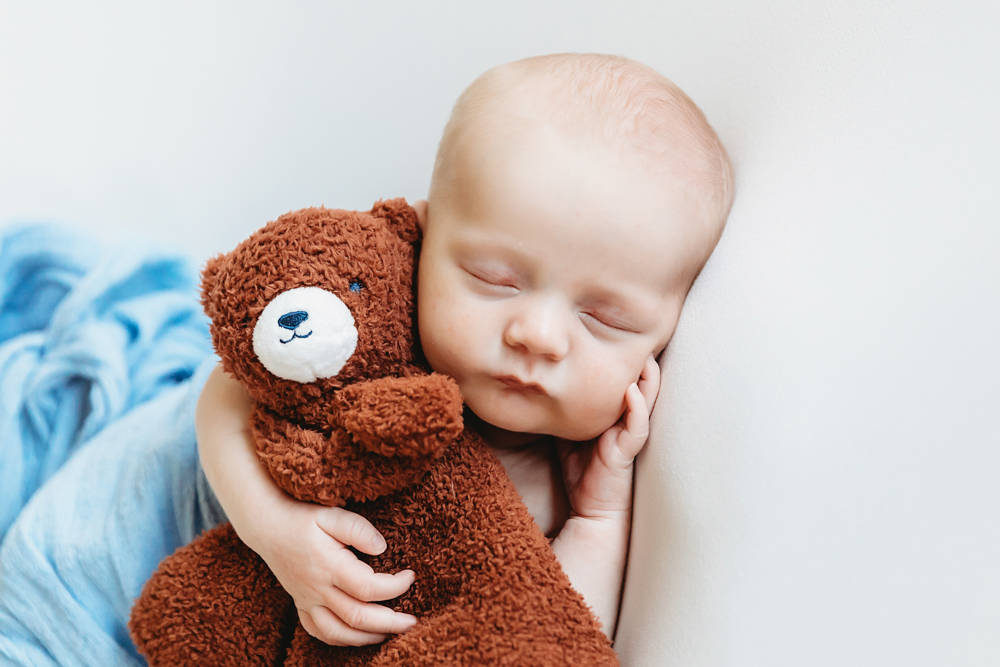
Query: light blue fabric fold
[[0, 224, 227, 666], [0, 224, 213, 540]]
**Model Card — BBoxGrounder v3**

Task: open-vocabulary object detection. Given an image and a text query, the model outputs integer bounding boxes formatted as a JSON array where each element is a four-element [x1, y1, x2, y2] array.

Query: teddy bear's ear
[[370, 198, 421, 245], [199, 253, 226, 320]]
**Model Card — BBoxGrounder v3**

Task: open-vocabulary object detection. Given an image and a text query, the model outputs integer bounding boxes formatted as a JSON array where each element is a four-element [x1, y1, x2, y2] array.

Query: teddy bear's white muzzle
[[252, 286, 358, 383]]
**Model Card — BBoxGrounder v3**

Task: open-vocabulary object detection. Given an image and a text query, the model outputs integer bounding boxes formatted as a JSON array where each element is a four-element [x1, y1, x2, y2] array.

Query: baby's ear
[[370, 198, 421, 244]]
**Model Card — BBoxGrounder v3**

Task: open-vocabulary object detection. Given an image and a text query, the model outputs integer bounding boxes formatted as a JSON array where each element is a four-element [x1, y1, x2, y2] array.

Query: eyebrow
[[450, 234, 532, 271]]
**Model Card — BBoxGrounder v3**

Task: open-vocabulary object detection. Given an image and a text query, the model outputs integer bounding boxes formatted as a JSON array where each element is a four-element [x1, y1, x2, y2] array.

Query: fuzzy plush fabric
[[128, 200, 618, 666]]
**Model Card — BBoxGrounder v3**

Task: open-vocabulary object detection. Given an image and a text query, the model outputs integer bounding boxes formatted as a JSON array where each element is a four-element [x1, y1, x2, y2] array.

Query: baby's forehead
[[445, 148, 703, 292]]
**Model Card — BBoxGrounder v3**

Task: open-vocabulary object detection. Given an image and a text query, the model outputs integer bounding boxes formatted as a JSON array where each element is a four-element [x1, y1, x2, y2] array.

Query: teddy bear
[[128, 200, 619, 666]]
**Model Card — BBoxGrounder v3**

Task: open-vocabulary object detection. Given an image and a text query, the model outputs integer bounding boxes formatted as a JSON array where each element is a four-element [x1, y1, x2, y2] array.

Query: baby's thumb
[[316, 507, 386, 556]]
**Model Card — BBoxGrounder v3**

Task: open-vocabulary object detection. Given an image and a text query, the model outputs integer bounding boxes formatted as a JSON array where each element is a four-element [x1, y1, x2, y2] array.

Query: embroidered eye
[[349, 279, 364, 292]]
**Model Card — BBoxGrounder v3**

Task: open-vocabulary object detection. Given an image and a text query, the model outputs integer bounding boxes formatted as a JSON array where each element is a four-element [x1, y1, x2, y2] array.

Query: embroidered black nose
[[278, 311, 309, 330]]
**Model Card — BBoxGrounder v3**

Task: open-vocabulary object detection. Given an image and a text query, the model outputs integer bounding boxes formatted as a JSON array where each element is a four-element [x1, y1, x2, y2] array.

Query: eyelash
[[581, 312, 632, 333], [467, 270, 517, 290]]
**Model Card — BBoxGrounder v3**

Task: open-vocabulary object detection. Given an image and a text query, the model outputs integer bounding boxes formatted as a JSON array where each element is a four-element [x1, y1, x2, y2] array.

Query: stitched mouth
[[279, 330, 313, 345]]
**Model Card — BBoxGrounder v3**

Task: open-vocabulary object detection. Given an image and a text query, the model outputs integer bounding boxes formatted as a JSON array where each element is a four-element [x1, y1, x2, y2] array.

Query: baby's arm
[[195, 364, 417, 646], [551, 355, 660, 641]]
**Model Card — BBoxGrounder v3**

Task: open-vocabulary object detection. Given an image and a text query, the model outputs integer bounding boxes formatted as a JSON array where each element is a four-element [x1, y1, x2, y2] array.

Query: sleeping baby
[[196, 52, 734, 647]]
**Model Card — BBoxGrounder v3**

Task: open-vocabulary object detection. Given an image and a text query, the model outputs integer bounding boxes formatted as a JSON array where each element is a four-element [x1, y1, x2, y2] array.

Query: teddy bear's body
[[128, 201, 618, 666]]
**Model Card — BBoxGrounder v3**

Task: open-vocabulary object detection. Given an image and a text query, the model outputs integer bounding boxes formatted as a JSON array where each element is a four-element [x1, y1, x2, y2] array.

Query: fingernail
[[372, 534, 386, 552]]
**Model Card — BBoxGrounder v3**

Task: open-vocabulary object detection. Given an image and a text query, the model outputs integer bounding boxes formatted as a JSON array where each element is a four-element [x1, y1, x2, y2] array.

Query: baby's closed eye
[[580, 313, 632, 333], [461, 264, 520, 293], [579, 308, 643, 335]]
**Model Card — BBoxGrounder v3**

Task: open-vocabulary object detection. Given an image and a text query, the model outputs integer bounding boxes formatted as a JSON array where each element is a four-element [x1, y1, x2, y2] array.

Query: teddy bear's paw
[[337, 374, 464, 459]]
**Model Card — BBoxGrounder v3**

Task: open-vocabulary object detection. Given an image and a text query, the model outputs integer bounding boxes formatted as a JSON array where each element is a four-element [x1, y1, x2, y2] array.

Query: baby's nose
[[504, 306, 569, 361]]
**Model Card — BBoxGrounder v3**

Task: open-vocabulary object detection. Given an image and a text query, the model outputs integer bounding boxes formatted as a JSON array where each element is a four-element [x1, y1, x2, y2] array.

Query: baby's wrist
[[231, 490, 295, 555], [558, 511, 630, 546], [551, 512, 631, 622]]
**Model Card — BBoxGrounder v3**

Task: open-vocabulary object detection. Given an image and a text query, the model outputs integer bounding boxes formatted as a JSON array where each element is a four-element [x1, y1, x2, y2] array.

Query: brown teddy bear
[[128, 200, 619, 666]]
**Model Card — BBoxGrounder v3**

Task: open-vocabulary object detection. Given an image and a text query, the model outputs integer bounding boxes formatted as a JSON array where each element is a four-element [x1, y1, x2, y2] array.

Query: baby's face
[[418, 122, 702, 441]]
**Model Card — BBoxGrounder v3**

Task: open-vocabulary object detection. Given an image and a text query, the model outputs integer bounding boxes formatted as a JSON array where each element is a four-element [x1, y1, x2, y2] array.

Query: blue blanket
[[0, 225, 226, 666]]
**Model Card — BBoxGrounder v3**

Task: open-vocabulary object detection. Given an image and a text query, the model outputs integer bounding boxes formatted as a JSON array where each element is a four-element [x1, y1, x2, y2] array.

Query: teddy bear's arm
[[335, 373, 464, 459], [251, 402, 443, 506], [251, 406, 356, 506]]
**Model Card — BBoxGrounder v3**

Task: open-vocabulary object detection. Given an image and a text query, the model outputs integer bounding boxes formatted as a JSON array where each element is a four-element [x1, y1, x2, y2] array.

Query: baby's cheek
[[426, 318, 485, 383], [560, 386, 620, 439], [577, 362, 635, 421]]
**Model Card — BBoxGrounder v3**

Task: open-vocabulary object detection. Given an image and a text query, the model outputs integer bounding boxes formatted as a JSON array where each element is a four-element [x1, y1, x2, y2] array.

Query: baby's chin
[[468, 401, 620, 445]]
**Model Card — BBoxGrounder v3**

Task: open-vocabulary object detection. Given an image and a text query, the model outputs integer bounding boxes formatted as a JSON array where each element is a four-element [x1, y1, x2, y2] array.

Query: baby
[[196, 53, 733, 648]]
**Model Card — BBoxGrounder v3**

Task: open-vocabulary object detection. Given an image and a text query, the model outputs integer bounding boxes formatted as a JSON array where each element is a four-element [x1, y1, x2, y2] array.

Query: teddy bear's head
[[200, 200, 423, 425]]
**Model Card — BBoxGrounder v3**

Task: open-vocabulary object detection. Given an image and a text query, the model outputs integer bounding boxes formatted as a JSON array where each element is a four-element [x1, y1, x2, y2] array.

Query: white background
[[2, 2, 998, 665]]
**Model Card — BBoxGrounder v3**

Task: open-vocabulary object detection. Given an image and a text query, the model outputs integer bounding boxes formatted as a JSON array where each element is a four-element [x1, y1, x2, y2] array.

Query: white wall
[[1, 0, 745, 263], [3, 2, 998, 665], [615, 2, 1000, 666]]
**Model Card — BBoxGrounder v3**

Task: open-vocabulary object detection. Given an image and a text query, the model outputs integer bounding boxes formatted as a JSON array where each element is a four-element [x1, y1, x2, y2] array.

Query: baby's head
[[416, 54, 734, 442]]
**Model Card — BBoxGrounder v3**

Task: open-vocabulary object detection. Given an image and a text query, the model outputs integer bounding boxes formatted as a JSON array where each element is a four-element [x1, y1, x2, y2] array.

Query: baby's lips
[[494, 374, 548, 396]]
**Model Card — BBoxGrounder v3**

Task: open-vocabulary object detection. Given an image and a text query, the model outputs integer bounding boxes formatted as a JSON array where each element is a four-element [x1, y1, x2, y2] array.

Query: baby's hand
[[550, 355, 659, 637], [251, 497, 417, 646], [556, 355, 660, 520], [197, 365, 416, 646]]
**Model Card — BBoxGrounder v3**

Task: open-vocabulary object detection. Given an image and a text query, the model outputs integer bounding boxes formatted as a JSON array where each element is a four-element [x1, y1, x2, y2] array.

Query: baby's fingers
[[637, 354, 660, 413], [324, 586, 418, 636], [299, 606, 388, 647], [331, 553, 416, 602], [316, 507, 386, 556], [617, 382, 651, 461]]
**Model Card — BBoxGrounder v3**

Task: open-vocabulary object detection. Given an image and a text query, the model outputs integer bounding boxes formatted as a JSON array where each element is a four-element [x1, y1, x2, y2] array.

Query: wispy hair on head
[[432, 53, 734, 241]]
